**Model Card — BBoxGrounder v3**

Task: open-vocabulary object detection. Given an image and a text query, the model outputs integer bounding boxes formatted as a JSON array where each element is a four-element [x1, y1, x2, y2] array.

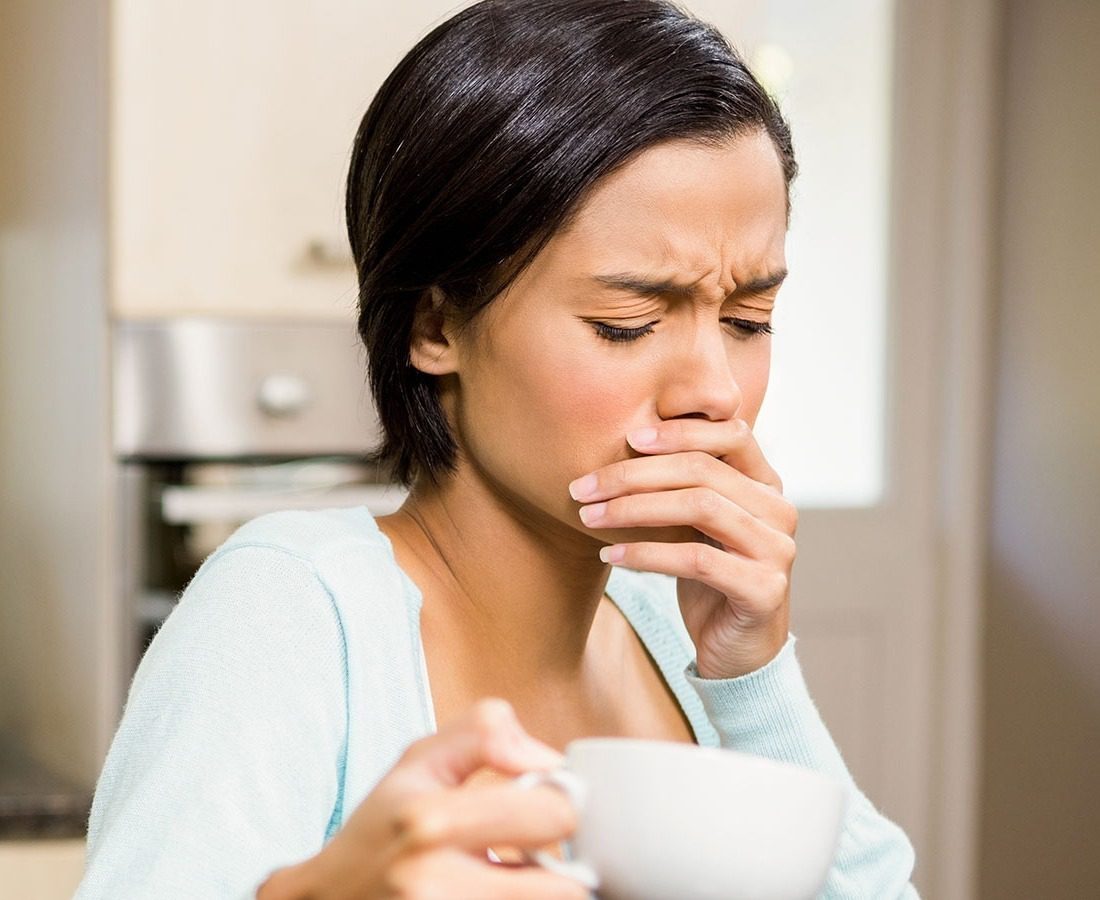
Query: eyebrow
[[592, 269, 788, 299]]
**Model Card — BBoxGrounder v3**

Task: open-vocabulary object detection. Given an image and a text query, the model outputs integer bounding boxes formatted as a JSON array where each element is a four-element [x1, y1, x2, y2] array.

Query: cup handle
[[512, 769, 600, 892]]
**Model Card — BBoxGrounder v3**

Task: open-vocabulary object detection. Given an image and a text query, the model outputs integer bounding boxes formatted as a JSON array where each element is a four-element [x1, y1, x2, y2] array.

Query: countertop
[[0, 839, 86, 898], [0, 742, 91, 840]]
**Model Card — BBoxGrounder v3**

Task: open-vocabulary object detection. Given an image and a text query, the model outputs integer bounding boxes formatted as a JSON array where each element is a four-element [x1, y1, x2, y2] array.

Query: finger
[[626, 418, 783, 494], [602, 540, 790, 617], [392, 849, 591, 900], [579, 487, 778, 558], [570, 451, 795, 531], [391, 780, 577, 856], [397, 698, 563, 790]]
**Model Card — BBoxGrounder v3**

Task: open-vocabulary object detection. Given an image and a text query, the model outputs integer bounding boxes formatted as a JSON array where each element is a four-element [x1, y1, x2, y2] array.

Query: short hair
[[346, 0, 797, 487]]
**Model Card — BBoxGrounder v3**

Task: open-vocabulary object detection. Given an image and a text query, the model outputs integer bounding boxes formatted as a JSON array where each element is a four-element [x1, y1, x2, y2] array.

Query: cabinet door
[[111, 1, 466, 318]]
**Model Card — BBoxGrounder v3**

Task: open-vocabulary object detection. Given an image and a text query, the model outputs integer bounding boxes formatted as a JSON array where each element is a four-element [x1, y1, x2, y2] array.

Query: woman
[[77, 1, 918, 897]]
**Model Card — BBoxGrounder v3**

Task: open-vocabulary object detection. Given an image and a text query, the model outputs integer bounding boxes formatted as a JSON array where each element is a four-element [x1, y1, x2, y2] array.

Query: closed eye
[[590, 321, 657, 342], [723, 318, 774, 339]]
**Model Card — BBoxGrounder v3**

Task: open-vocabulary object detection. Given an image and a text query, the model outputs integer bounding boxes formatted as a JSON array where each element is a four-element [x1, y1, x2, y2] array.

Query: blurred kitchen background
[[1, 0, 1097, 897]]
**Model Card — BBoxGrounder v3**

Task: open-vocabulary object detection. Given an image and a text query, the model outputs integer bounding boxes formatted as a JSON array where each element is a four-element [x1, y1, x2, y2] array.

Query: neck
[[377, 463, 613, 693]]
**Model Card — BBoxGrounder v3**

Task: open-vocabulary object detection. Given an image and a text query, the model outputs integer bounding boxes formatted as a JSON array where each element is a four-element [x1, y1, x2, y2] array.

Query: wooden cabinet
[[110, 0, 463, 318]]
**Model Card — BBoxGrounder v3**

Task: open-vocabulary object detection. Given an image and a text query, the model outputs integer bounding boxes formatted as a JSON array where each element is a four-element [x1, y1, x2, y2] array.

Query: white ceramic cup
[[514, 737, 846, 900]]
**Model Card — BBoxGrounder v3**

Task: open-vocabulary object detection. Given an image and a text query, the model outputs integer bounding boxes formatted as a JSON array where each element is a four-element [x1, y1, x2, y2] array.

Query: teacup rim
[[564, 736, 839, 788]]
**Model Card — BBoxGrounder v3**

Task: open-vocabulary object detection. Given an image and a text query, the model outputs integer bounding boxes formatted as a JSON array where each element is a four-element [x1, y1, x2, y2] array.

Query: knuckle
[[777, 533, 797, 565], [692, 488, 721, 518], [690, 542, 716, 580], [732, 418, 752, 441], [611, 458, 631, 490], [687, 451, 712, 482], [767, 570, 790, 600], [733, 502, 754, 529]]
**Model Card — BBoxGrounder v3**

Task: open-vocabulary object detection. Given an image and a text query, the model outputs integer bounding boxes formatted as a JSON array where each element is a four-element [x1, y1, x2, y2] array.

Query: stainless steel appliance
[[113, 318, 407, 682]]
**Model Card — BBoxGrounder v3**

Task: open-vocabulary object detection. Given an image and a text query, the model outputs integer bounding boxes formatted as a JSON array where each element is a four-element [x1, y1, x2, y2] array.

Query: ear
[[409, 286, 460, 376]]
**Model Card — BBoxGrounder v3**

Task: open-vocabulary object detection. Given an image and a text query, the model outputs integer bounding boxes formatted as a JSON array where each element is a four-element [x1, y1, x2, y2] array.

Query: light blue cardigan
[[76, 507, 918, 898]]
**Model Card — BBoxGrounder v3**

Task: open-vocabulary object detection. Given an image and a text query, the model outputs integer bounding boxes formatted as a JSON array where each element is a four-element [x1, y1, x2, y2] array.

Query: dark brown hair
[[346, 0, 797, 486]]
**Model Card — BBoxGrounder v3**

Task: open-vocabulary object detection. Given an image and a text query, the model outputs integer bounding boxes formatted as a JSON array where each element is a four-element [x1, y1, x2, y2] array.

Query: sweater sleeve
[[75, 544, 349, 900], [683, 634, 920, 899]]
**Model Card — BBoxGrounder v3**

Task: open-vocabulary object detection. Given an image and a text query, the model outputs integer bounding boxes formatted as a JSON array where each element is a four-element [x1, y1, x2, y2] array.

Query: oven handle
[[159, 483, 408, 525]]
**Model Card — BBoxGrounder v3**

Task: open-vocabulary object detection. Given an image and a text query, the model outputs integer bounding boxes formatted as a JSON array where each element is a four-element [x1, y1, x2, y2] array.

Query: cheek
[[455, 333, 651, 520], [490, 340, 639, 465], [735, 346, 772, 427]]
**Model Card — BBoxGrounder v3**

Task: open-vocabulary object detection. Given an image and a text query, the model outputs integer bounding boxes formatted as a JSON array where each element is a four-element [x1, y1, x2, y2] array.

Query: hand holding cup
[[257, 698, 588, 900]]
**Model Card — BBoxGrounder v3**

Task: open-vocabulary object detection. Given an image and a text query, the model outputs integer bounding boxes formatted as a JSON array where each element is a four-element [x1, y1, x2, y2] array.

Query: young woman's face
[[438, 131, 789, 548]]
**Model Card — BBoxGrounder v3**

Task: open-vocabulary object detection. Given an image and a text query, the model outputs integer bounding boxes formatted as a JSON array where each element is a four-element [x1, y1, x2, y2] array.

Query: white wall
[[980, 0, 1100, 895], [0, 0, 117, 787]]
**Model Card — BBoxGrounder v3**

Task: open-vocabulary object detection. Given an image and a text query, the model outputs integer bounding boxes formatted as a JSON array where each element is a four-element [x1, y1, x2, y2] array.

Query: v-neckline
[[368, 512, 711, 744]]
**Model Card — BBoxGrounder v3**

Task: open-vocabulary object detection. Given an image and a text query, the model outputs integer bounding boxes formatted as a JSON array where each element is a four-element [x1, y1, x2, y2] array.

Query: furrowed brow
[[591, 274, 697, 298], [736, 269, 788, 296], [592, 269, 788, 299]]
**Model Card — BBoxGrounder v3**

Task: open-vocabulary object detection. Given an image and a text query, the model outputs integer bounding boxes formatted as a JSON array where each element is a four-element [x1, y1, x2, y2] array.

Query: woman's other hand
[[571, 418, 797, 680], [257, 698, 587, 900]]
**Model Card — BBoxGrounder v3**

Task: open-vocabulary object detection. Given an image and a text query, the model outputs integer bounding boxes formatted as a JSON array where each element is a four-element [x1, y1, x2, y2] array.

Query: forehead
[[542, 132, 789, 291]]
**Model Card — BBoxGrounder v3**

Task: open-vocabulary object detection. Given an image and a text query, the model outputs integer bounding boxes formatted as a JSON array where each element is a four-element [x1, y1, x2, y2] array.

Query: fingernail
[[579, 502, 607, 525], [568, 474, 598, 501], [599, 545, 625, 563], [627, 427, 658, 448]]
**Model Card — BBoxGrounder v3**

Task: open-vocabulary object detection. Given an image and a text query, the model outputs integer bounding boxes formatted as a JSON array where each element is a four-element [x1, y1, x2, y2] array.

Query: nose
[[654, 326, 743, 422]]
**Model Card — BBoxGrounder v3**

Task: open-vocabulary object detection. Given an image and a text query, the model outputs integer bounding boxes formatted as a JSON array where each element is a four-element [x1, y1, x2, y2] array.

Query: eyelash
[[591, 319, 774, 343]]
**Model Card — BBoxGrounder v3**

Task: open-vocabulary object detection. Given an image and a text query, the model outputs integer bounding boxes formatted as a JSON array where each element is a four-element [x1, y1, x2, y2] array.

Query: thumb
[[399, 698, 563, 790]]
